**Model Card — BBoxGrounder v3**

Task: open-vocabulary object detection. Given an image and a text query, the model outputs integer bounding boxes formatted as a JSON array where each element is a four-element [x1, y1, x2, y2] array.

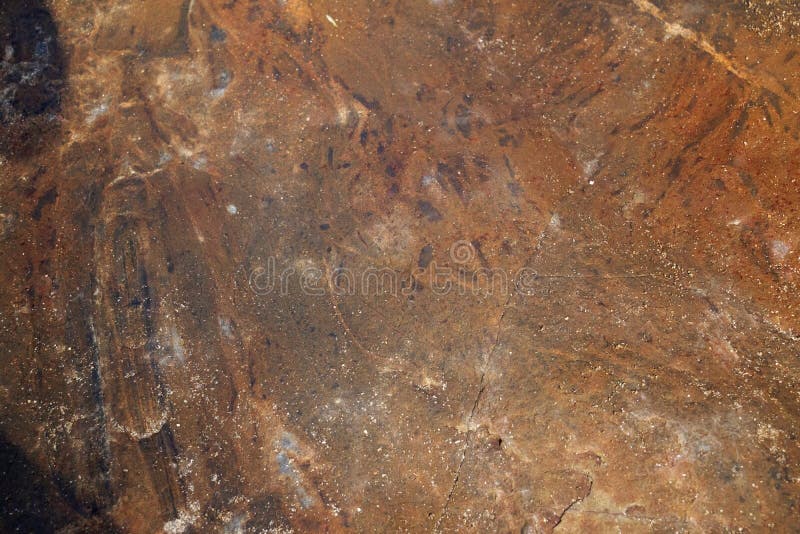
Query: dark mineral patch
[[0, 0, 64, 157]]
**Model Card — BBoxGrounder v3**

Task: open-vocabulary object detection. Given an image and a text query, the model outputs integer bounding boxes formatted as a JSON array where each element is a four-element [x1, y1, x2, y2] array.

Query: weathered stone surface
[[1, 1, 798, 532]]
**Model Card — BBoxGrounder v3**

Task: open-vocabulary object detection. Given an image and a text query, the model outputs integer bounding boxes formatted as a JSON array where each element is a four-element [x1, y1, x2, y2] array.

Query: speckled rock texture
[[1, 0, 799, 532]]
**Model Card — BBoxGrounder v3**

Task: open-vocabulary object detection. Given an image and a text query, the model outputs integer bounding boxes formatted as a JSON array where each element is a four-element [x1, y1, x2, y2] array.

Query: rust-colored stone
[[1, 1, 798, 532]]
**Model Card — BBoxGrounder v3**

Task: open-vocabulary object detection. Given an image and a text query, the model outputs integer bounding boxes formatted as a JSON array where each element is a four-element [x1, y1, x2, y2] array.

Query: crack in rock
[[552, 476, 593, 531], [434, 294, 513, 532]]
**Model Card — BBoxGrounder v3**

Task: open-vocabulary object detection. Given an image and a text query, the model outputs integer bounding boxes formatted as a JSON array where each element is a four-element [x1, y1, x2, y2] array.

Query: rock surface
[[1, 0, 799, 532]]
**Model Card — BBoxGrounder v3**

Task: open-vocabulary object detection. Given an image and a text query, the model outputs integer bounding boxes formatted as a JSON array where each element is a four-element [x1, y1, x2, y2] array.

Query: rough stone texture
[[1, 0, 799, 532]]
